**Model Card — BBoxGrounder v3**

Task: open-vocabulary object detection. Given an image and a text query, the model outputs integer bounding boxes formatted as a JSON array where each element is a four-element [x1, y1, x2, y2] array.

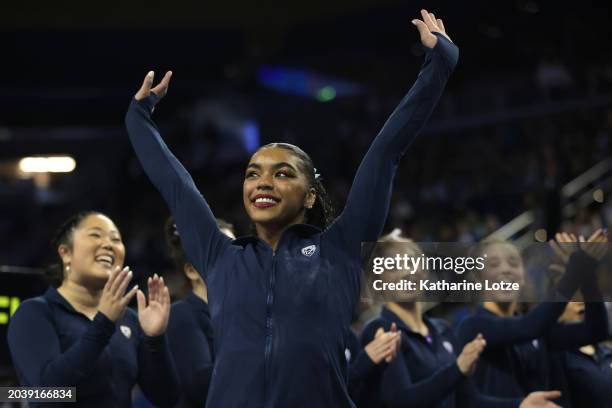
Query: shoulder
[[11, 296, 52, 321], [168, 300, 198, 329], [8, 296, 54, 341]]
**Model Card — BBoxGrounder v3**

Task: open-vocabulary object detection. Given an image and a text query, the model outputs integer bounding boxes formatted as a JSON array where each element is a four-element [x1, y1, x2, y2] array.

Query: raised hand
[[411, 9, 452, 49], [456, 334, 486, 375], [134, 70, 173, 101], [365, 324, 402, 364], [519, 391, 562, 408], [137, 273, 171, 337], [98, 266, 139, 322], [550, 229, 608, 269]]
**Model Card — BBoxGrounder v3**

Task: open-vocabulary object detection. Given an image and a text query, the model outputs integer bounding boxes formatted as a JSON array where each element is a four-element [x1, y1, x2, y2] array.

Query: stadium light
[[18, 156, 76, 173]]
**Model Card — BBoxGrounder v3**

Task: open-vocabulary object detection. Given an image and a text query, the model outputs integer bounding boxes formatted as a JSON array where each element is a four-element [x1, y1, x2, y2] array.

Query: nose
[[101, 236, 113, 250], [256, 174, 273, 190]]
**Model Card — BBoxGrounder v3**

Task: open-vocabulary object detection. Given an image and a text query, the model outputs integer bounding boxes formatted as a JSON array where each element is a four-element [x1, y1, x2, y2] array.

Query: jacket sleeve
[[167, 305, 214, 405], [325, 34, 459, 257], [136, 327, 180, 407], [125, 95, 231, 280], [457, 251, 598, 347], [7, 300, 115, 387]]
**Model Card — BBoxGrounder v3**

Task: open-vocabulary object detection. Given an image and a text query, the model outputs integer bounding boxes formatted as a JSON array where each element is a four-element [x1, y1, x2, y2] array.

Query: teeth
[[255, 197, 277, 204], [96, 255, 114, 265]]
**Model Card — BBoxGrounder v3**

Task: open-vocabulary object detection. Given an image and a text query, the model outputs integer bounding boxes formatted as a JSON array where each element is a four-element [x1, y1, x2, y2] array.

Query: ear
[[184, 263, 202, 282], [304, 187, 317, 210], [58, 244, 72, 267]]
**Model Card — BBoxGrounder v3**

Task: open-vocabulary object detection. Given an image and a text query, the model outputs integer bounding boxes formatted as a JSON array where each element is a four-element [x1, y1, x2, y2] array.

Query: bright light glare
[[19, 156, 76, 173]]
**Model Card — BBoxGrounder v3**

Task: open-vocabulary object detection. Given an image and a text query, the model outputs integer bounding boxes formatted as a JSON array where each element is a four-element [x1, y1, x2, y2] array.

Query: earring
[[65, 264, 71, 272]]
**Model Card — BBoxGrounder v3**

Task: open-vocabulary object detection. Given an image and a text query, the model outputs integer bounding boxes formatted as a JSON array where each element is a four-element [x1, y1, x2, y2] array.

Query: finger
[[429, 13, 438, 29], [390, 323, 398, 333], [437, 19, 445, 32], [104, 266, 121, 292], [136, 289, 146, 312], [110, 267, 129, 296], [411, 18, 430, 37], [121, 285, 139, 306], [540, 390, 561, 399], [375, 327, 384, 338], [135, 71, 154, 100], [116, 268, 133, 297], [152, 274, 160, 303], [421, 9, 437, 31], [162, 286, 171, 310], [148, 276, 156, 304], [151, 71, 173, 97]]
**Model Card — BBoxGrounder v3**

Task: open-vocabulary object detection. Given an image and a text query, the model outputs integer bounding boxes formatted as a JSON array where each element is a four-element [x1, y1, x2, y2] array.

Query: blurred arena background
[[1, 0, 612, 387]]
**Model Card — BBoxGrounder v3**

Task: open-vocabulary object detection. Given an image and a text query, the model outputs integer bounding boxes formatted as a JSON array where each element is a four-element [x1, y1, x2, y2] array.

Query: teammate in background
[[164, 216, 235, 407], [125, 9, 458, 407], [548, 232, 611, 408], [361, 233, 560, 408], [456, 231, 608, 404], [7, 211, 178, 408]]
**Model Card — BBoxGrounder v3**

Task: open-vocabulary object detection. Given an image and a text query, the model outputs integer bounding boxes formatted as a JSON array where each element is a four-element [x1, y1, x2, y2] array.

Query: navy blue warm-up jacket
[[125, 33, 459, 407]]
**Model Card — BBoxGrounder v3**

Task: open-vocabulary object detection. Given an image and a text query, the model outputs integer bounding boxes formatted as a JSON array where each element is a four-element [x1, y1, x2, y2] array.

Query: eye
[[111, 238, 122, 243], [276, 170, 294, 178], [90, 232, 101, 238], [245, 171, 258, 179]]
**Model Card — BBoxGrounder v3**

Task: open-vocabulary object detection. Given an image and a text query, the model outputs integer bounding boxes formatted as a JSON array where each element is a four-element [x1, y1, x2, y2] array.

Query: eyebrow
[[87, 227, 120, 236], [246, 162, 297, 171]]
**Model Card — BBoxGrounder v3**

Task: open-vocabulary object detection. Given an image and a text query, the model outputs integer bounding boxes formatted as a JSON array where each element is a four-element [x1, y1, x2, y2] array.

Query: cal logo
[[120, 325, 132, 339], [301, 245, 317, 257], [443, 341, 454, 354]]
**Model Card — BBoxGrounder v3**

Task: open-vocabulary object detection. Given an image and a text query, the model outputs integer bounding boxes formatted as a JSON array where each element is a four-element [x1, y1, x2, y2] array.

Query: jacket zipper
[[264, 251, 276, 403]]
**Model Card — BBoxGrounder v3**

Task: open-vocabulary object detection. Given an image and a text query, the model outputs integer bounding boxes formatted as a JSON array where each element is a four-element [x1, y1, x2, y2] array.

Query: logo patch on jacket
[[443, 341, 454, 354], [120, 325, 132, 339], [301, 245, 317, 257]]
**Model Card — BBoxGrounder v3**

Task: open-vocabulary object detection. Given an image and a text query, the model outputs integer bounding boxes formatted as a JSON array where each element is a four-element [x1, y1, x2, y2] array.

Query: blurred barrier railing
[[488, 157, 612, 245]]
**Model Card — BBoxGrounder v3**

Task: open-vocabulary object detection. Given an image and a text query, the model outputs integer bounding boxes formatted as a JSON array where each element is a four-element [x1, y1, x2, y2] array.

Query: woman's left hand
[[412, 9, 452, 49], [137, 274, 171, 337]]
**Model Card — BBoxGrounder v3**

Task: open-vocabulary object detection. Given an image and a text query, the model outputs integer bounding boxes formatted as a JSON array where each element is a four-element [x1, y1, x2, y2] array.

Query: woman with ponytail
[[125, 9, 458, 407], [7, 211, 178, 407]]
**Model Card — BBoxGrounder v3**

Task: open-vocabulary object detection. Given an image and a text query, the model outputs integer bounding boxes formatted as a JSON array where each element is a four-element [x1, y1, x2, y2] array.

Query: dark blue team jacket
[[167, 292, 215, 407], [125, 33, 458, 407], [457, 251, 608, 401], [562, 344, 612, 408], [7, 286, 179, 408], [361, 307, 522, 408]]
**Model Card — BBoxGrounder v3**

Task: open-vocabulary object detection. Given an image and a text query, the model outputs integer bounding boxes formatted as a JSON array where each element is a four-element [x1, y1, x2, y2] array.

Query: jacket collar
[[381, 305, 437, 337], [44, 286, 80, 314], [232, 223, 322, 248]]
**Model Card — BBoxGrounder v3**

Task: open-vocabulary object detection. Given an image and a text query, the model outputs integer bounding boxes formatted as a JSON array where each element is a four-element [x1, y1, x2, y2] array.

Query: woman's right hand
[[456, 334, 486, 375], [365, 324, 402, 364], [98, 266, 139, 322], [519, 391, 561, 408], [134, 70, 173, 101]]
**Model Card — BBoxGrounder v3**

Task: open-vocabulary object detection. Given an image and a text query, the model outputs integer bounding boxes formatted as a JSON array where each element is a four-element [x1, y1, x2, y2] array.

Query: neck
[[57, 279, 102, 317], [387, 302, 426, 333], [483, 301, 517, 317], [255, 214, 305, 250], [192, 279, 208, 303]]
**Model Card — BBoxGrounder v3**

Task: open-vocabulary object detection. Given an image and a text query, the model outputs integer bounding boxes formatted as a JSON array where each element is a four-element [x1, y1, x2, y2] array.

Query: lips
[[95, 254, 115, 268], [252, 194, 279, 209]]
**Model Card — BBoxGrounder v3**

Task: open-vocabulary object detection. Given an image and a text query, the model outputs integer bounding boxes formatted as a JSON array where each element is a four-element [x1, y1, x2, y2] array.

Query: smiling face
[[58, 213, 125, 289], [480, 242, 525, 302], [243, 147, 316, 230]]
